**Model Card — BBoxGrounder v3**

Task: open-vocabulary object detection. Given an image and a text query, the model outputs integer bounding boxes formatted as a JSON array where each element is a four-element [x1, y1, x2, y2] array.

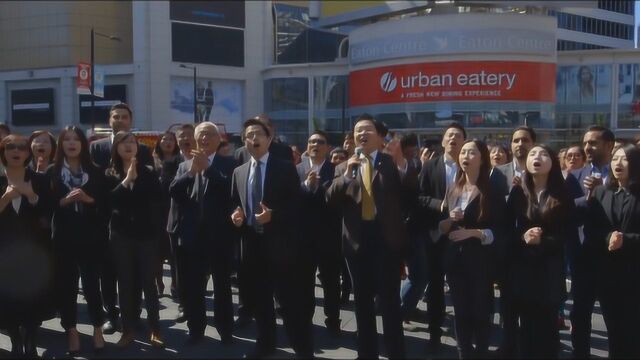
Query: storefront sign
[[350, 61, 556, 106], [350, 29, 556, 65]]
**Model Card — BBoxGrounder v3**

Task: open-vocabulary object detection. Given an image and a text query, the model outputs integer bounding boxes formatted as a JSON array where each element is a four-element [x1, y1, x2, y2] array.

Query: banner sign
[[77, 62, 91, 95], [350, 29, 556, 65], [349, 61, 556, 107], [94, 66, 104, 98]]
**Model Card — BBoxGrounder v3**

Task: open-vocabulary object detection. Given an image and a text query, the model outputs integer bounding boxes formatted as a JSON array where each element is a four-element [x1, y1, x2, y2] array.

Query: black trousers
[[236, 236, 254, 320], [55, 240, 104, 330], [110, 235, 159, 333], [169, 233, 186, 306], [570, 254, 598, 359], [311, 234, 342, 327], [182, 236, 233, 339], [240, 228, 313, 356], [425, 238, 447, 341], [346, 220, 405, 359], [517, 301, 559, 359], [445, 242, 492, 359]]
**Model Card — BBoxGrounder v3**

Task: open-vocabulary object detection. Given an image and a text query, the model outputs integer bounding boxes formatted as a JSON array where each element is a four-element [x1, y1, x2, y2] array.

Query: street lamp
[[179, 64, 198, 123], [90, 28, 121, 131]]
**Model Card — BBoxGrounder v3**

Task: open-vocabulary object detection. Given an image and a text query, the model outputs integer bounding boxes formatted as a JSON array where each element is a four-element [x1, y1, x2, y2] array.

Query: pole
[[90, 28, 95, 132], [193, 67, 197, 123]]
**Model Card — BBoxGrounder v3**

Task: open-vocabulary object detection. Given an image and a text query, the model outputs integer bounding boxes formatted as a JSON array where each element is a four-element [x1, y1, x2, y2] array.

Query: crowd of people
[[0, 103, 639, 359]]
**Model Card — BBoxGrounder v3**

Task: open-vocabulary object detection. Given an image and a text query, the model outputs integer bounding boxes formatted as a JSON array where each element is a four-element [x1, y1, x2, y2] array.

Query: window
[[11, 88, 55, 126], [79, 85, 127, 125], [171, 22, 244, 67]]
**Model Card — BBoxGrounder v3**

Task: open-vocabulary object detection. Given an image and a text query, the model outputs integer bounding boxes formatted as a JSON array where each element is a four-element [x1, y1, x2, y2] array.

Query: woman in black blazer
[[48, 126, 106, 354], [506, 144, 573, 358], [105, 131, 164, 348], [0, 134, 55, 357], [577, 144, 640, 358], [152, 131, 180, 296], [439, 139, 505, 359]]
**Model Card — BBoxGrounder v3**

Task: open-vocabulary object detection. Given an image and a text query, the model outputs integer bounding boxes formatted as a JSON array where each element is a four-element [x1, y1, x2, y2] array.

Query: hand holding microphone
[[345, 147, 363, 179]]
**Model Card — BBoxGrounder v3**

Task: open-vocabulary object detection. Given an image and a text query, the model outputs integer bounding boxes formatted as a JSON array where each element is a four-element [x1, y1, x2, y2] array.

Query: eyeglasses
[[5, 143, 28, 151], [308, 139, 327, 145]]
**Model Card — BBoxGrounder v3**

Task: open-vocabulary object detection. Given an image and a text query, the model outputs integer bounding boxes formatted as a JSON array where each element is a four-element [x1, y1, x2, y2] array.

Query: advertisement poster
[[170, 77, 243, 134], [350, 61, 556, 107]]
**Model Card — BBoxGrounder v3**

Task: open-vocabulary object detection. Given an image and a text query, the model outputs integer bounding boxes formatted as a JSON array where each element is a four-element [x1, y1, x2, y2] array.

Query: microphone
[[352, 147, 362, 179]]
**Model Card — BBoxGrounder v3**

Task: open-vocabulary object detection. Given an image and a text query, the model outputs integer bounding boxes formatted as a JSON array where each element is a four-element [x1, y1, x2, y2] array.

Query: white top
[[444, 155, 458, 190]]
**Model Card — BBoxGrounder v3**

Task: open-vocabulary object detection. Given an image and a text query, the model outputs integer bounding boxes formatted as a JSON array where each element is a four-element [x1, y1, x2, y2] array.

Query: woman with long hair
[[506, 145, 573, 358], [438, 139, 506, 359], [48, 126, 106, 354], [577, 144, 640, 358], [105, 131, 164, 348], [28, 130, 56, 173], [152, 131, 180, 296], [0, 134, 54, 357]]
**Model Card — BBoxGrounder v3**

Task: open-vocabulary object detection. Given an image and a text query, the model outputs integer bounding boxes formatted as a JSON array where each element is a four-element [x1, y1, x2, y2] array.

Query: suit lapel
[[263, 156, 274, 205], [320, 159, 333, 184], [601, 190, 615, 228], [372, 153, 382, 183], [437, 156, 446, 196], [237, 163, 250, 213], [621, 193, 637, 232]]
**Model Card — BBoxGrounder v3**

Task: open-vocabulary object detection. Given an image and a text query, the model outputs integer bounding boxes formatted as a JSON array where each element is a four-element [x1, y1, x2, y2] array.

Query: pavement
[[0, 267, 609, 359]]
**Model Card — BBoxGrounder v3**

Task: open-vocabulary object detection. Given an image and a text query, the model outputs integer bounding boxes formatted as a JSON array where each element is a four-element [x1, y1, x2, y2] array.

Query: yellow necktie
[[361, 155, 375, 220]]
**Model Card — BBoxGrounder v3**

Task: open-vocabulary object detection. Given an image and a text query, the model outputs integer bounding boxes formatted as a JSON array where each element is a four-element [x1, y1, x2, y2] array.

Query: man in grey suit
[[296, 130, 342, 337]]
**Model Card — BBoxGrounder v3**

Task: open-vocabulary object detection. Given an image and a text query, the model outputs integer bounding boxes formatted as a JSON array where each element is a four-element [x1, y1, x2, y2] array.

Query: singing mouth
[[533, 161, 541, 167], [614, 167, 623, 173], [461, 160, 469, 166], [36, 148, 45, 153]]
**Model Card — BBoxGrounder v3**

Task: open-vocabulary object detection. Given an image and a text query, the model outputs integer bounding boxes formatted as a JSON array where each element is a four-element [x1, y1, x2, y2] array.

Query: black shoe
[[427, 337, 441, 355], [175, 311, 186, 324], [221, 335, 234, 346], [325, 319, 341, 337], [185, 333, 204, 346], [102, 319, 118, 335], [243, 346, 275, 359], [234, 316, 253, 329]]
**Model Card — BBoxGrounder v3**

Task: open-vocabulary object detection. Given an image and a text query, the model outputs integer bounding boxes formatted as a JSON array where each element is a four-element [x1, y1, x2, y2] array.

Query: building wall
[[0, 1, 133, 71]]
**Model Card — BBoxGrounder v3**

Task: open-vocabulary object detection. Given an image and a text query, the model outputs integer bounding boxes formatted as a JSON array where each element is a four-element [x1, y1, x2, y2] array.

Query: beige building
[[0, 1, 132, 71]]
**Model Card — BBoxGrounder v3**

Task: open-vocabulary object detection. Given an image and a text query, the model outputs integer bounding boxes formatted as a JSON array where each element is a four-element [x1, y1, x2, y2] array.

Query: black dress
[[0, 169, 55, 328], [506, 185, 572, 359]]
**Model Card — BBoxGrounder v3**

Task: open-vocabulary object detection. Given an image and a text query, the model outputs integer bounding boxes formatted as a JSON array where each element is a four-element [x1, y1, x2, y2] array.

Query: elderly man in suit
[[296, 130, 342, 338], [230, 118, 310, 358], [169, 122, 235, 345], [416, 122, 466, 354], [327, 114, 410, 359], [565, 125, 615, 359], [88, 102, 153, 335]]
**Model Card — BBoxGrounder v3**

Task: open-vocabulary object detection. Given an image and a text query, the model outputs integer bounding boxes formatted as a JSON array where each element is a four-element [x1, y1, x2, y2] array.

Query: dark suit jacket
[[326, 152, 408, 256], [576, 185, 640, 270], [506, 186, 571, 306], [491, 162, 517, 199], [105, 165, 162, 241], [231, 153, 301, 263], [47, 163, 107, 247], [296, 158, 340, 251], [416, 156, 448, 241], [234, 140, 293, 166], [89, 137, 153, 171], [169, 155, 235, 250]]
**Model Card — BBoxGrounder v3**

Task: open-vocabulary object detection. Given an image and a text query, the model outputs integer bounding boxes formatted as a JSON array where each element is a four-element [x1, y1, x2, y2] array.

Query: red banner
[[349, 61, 556, 107], [77, 62, 91, 95]]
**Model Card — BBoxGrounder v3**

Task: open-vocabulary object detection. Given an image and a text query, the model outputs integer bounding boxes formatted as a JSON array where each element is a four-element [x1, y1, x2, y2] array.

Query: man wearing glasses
[[296, 131, 343, 338]]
